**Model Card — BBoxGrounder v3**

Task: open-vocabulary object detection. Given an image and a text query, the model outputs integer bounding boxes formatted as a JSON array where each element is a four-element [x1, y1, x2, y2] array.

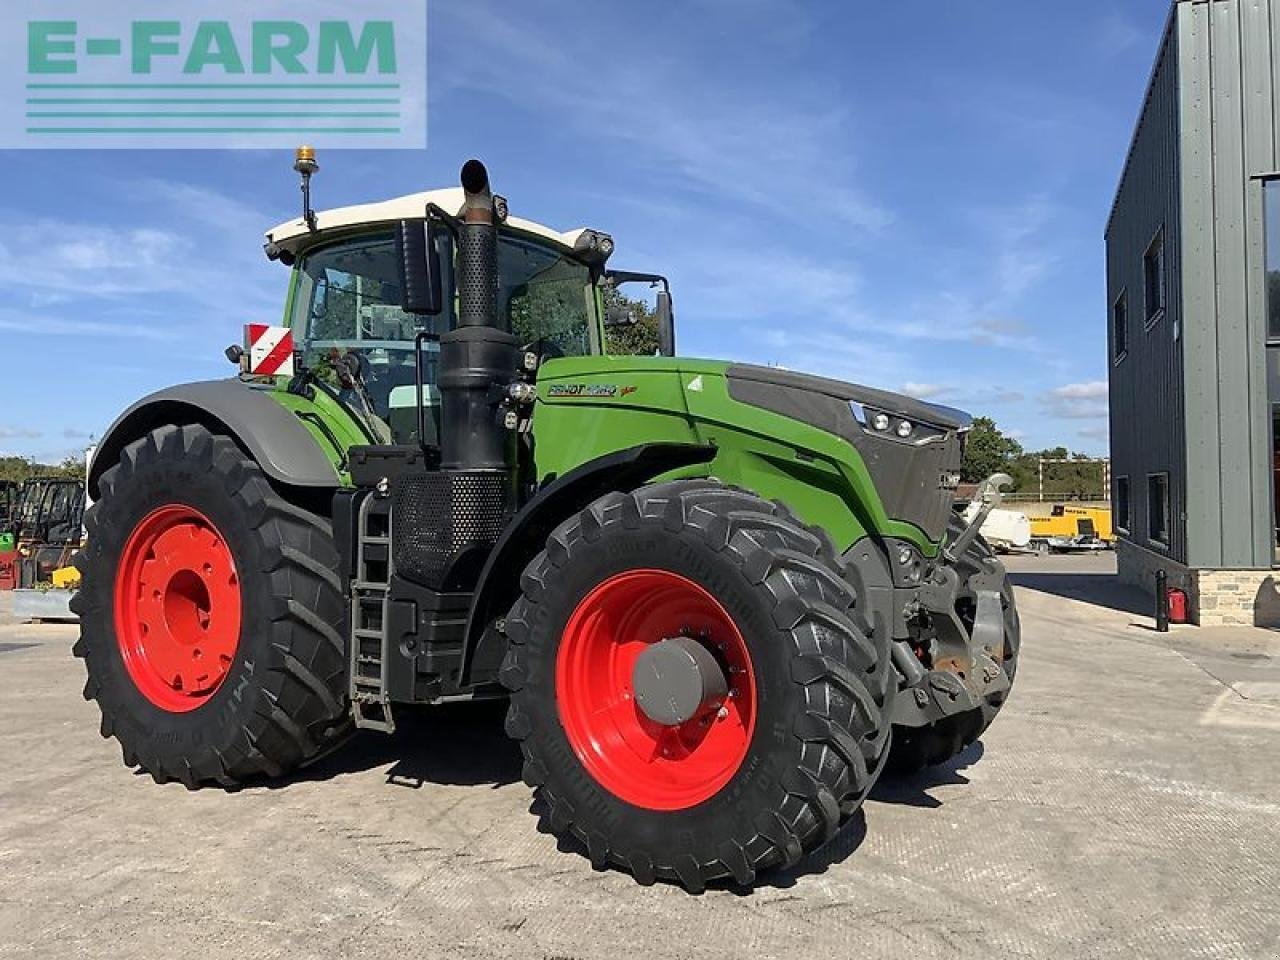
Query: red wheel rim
[[556, 569, 757, 811], [113, 505, 242, 713]]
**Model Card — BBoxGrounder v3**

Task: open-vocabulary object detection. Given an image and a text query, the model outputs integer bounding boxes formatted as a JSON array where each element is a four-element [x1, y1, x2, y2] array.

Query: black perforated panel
[[456, 225, 497, 328], [392, 471, 509, 589]]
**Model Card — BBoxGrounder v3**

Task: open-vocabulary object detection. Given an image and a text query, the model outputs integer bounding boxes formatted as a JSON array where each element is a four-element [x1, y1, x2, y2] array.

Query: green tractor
[[74, 155, 1020, 891]]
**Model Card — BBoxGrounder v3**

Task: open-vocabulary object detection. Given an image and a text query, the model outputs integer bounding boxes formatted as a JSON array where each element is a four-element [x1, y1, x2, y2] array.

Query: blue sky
[[0, 0, 1169, 463]]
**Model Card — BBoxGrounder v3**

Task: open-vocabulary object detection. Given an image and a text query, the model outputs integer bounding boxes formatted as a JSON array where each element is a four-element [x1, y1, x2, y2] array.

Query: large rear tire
[[72, 424, 350, 787], [500, 481, 893, 891], [887, 518, 1020, 775]]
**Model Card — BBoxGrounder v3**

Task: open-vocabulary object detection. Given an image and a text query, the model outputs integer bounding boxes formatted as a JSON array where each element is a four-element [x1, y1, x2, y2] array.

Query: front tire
[[72, 424, 350, 787], [500, 481, 893, 891]]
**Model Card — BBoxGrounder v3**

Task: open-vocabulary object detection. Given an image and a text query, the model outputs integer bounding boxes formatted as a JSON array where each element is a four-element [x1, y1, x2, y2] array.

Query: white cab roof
[[266, 187, 593, 255]]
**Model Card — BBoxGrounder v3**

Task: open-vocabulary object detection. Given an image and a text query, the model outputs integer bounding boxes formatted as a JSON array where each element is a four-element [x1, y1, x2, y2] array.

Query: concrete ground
[[2, 555, 1278, 960]]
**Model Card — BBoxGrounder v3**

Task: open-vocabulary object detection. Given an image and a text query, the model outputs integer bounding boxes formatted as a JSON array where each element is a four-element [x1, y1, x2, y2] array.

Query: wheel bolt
[[716, 706, 729, 720]]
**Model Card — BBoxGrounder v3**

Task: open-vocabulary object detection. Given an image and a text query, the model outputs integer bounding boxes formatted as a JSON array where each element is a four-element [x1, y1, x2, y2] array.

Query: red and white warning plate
[[246, 324, 296, 377]]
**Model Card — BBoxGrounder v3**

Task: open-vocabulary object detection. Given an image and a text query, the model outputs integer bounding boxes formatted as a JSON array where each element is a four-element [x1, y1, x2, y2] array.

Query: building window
[[1144, 227, 1165, 326], [1266, 181, 1280, 341], [1147, 473, 1169, 546], [1112, 290, 1128, 362], [1115, 476, 1130, 533]]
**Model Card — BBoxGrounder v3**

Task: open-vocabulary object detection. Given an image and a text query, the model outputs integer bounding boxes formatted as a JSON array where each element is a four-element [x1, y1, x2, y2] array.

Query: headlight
[[862, 406, 948, 446]]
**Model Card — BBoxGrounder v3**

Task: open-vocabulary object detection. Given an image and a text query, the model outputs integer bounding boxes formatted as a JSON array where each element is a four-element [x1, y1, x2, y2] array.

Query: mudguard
[[88, 380, 340, 497], [461, 442, 717, 683]]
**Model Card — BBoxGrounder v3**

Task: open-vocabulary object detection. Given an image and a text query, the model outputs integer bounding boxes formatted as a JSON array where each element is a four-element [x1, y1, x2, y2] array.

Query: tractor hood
[[726, 364, 972, 433], [725, 364, 968, 543]]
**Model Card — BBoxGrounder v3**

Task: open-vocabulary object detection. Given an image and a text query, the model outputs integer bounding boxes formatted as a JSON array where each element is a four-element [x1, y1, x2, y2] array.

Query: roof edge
[[1105, 1, 1181, 235]]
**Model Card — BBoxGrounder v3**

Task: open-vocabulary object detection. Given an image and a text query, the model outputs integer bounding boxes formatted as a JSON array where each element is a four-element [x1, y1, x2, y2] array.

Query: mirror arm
[[604, 269, 670, 293], [414, 331, 433, 458], [425, 202, 461, 239]]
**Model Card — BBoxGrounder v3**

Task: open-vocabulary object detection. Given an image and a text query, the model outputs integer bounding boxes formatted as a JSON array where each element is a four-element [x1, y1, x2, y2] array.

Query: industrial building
[[1107, 0, 1280, 625]]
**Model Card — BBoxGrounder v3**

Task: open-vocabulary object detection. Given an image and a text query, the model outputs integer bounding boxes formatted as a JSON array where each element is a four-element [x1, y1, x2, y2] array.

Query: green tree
[[0, 453, 86, 484], [1009, 449, 1107, 500], [602, 284, 660, 356], [961, 416, 1023, 483], [508, 278, 592, 354]]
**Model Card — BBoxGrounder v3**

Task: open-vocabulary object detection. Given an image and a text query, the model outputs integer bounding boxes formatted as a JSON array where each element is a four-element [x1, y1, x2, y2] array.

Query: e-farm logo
[[1, 1, 426, 149]]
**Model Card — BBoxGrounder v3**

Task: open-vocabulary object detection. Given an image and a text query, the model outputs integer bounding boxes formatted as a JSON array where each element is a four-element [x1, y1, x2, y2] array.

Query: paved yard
[[2, 555, 1278, 959]]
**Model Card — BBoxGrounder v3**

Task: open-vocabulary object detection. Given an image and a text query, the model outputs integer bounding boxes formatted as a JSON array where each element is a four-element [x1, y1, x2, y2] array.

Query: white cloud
[[0, 426, 41, 440], [970, 387, 1025, 405], [0, 309, 179, 343], [1051, 381, 1108, 400], [1045, 381, 1109, 419], [0, 223, 179, 296], [1097, 12, 1144, 58], [435, 2, 891, 234], [902, 382, 954, 400]]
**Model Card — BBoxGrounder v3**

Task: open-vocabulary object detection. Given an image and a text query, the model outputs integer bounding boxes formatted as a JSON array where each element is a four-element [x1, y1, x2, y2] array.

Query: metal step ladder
[[350, 493, 395, 733]]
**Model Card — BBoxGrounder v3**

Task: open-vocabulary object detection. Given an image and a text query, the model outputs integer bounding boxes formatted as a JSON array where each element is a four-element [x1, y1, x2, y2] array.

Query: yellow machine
[[1029, 504, 1114, 543], [51, 565, 80, 590]]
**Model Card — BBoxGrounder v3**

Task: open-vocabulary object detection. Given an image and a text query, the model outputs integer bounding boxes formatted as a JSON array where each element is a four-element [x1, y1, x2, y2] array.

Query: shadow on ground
[[298, 699, 523, 788], [534, 793, 872, 895], [1010, 571, 1152, 618], [870, 740, 984, 809], [535, 741, 990, 894]]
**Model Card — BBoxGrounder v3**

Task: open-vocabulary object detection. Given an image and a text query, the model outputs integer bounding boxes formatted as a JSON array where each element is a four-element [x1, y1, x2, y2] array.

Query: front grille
[[392, 471, 510, 590], [915, 435, 965, 544]]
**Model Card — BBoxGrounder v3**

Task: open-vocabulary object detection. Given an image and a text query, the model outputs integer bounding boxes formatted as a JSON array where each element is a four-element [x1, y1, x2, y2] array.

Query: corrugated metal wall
[[1176, 0, 1275, 569], [1106, 14, 1188, 564]]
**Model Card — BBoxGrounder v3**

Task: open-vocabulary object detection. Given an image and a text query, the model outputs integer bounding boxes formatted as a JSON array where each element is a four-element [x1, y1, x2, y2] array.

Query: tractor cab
[[265, 183, 672, 448], [12, 477, 84, 588]]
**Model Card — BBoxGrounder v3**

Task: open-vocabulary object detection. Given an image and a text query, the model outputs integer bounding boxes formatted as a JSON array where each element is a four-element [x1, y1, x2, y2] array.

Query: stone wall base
[[1116, 539, 1280, 627]]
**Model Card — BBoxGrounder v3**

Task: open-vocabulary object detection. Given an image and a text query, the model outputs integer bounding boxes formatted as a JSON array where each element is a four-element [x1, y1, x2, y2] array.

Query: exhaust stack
[[455, 159, 499, 330]]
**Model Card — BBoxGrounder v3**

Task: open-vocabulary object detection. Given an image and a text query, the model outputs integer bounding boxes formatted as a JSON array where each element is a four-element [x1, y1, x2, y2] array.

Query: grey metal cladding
[[725, 370, 960, 543], [89, 379, 341, 495], [1146, 0, 1274, 570], [1175, 0, 1275, 568], [1109, 0, 1280, 569], [1107, 12, 1188, 564]]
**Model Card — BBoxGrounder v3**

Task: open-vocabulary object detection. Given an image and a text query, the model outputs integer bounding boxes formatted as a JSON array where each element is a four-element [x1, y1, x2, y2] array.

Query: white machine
[[961, 500, 1031, 552]]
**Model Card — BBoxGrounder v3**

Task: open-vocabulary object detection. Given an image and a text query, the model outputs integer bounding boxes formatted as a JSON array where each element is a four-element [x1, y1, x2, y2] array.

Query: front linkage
[[892, 474, 1016, 732]]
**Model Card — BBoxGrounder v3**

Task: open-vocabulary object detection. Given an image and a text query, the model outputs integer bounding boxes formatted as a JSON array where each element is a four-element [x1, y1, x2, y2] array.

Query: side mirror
[[656, 290, 675, 357], [394, 218, 442, 315], [605, 303, 638, 327]]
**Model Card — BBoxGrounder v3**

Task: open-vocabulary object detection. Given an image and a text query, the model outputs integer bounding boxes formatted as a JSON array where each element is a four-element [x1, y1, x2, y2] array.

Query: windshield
[[500, 234, 598, 357], [292, 229, 599, 444]]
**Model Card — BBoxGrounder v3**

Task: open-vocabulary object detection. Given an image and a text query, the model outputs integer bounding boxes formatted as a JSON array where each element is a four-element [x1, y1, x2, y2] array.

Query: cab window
[[292, 231, 453, 445], [291, 229, 598, 444]]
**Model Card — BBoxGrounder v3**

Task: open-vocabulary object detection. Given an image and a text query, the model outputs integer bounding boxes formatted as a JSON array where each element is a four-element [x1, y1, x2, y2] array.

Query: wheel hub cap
[[632, 635, 729, 727], [114, 505, 241, 713], [556, 569, 757, 811]]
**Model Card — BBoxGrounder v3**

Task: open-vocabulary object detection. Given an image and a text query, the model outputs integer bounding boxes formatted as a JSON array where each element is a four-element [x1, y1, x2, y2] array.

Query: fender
[[461, 442, 718, 683], [88, 380, 340, 498]]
